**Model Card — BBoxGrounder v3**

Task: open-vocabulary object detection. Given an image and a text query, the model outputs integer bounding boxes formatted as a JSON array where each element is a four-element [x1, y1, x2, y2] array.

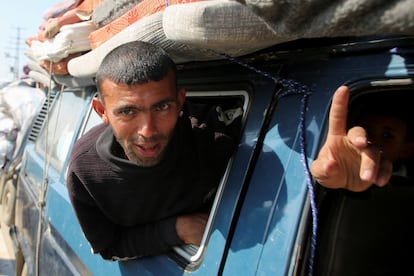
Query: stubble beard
[[119, 134, 170, 167]]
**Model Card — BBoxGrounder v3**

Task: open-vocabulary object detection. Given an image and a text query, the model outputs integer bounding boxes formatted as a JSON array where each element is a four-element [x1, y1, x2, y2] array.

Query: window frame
[[170, 89, 250, 267]]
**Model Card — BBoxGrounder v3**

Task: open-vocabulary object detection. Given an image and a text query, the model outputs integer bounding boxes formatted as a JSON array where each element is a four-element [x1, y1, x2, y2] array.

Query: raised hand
[[310, 86, 393, 192]]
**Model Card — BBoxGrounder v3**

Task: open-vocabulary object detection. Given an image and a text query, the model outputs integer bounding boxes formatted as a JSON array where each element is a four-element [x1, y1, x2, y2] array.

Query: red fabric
[[76, 0, 104, 18], [89, 0, 199, 49]]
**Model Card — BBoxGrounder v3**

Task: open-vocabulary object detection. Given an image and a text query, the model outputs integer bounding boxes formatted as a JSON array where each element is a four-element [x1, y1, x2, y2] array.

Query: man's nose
[[137, 113, 157, 138]]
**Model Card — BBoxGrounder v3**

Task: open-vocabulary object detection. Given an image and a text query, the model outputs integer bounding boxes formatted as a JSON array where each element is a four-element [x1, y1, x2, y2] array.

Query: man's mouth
[[135, 143, 160, 157]]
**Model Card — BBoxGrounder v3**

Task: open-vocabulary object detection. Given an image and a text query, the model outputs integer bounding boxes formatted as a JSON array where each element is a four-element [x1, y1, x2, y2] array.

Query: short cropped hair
[[96, 41, 177, 95]]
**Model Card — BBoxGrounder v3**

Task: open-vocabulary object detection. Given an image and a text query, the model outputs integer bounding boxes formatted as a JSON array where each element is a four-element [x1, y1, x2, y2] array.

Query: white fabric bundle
[[29, 21, 97, 62]]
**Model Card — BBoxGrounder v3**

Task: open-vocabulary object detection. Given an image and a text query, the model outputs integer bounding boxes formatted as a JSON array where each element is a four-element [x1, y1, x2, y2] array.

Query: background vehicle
[[8, 36, 414, 275]]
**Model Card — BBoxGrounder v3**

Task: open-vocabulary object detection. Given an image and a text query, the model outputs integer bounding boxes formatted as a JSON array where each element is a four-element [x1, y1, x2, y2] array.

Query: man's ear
[[177, 87, 186, 110], [92, 97, 109, 124]]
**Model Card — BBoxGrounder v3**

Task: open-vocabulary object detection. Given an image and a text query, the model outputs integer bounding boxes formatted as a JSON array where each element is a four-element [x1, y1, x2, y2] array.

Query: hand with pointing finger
[[310, 86, 393, 192]]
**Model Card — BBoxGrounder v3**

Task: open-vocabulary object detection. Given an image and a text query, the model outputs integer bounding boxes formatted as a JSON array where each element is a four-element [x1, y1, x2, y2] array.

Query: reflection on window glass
[[36, 91, 88, 171]]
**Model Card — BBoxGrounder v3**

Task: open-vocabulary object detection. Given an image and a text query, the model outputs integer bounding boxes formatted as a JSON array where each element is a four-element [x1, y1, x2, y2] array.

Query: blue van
[[7, 36, 414, 275]]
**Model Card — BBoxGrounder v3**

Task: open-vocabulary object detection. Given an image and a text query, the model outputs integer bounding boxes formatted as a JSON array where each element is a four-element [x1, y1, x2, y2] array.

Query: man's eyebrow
[[151, 98, 176, 108], [113, 98, 176, 113], [113, 104, 139, 113]]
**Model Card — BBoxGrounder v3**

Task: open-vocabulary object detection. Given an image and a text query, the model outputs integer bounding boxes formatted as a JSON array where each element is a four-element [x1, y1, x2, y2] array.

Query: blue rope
[[218, 52, 317, 275], [298, 92, 318, 276]]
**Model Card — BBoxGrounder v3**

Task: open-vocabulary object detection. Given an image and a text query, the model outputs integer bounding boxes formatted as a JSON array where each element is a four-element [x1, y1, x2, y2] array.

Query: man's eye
[[383, 132, 394, 139], [119, 108, 135, 116], [156, 103, 170, 111]]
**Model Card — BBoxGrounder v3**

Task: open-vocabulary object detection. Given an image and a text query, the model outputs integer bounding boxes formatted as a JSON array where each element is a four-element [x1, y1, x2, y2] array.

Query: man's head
[[95, 40, 178, 92], [350, 91, 414, 164], [92, 41, 186, 167], [357, 114, 412, 164]]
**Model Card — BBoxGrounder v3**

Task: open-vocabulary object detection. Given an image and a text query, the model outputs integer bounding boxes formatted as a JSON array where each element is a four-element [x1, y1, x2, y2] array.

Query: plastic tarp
[[0, 112, 17, 168], [0, 84, 45, 167]]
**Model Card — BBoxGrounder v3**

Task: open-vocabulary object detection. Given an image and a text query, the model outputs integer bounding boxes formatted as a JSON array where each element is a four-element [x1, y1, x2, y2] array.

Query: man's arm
[[67, 171, 209, 260], [310, 86, 393, 192], [67, 172, 185, 260]]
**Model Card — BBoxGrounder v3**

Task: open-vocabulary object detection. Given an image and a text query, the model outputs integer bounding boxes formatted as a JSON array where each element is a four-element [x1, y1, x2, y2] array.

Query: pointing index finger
[[328, 86, 350, 136]]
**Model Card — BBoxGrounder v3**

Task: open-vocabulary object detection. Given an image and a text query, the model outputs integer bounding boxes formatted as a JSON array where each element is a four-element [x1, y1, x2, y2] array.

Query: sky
[[0, 0, 57, 82]]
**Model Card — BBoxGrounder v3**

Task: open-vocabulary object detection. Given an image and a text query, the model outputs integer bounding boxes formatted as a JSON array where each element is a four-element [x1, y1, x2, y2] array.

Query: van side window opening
[[313, 84, 414, 276], [172, 90, 248, 266]]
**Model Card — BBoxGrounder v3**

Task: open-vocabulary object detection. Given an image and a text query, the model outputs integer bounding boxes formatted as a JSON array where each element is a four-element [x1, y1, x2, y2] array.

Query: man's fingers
[[375, 158, 393, 187], [359, 144, 383, 183], [328, 86, 350, 136], [347, 126, 369, 148], [310, 158, 342, 189]]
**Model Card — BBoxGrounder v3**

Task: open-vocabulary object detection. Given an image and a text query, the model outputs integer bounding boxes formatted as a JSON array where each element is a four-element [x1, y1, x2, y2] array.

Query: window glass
[[36, 91, 88, 171]]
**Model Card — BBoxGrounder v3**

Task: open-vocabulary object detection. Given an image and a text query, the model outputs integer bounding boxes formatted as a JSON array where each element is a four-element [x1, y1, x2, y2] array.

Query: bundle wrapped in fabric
[[89, 0, 200, 50], [39, 53, 84, 75], [68, 0, 284, 78], [162, 0, 288, 56], [29, 20, 96, 62], [0, 122, 17, 168], [55, 0, 414, 80], [0, 84, 45, 166], [68, 11, 219, 78], [92, 0, 143, 27], [2, 85, 45, 132], [235, 0, 414, 38]]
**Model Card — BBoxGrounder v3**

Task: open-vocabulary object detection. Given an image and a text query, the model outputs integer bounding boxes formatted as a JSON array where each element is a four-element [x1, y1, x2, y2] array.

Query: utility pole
[[13, 27, 21, 79], [5, 26, 24, 80]]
